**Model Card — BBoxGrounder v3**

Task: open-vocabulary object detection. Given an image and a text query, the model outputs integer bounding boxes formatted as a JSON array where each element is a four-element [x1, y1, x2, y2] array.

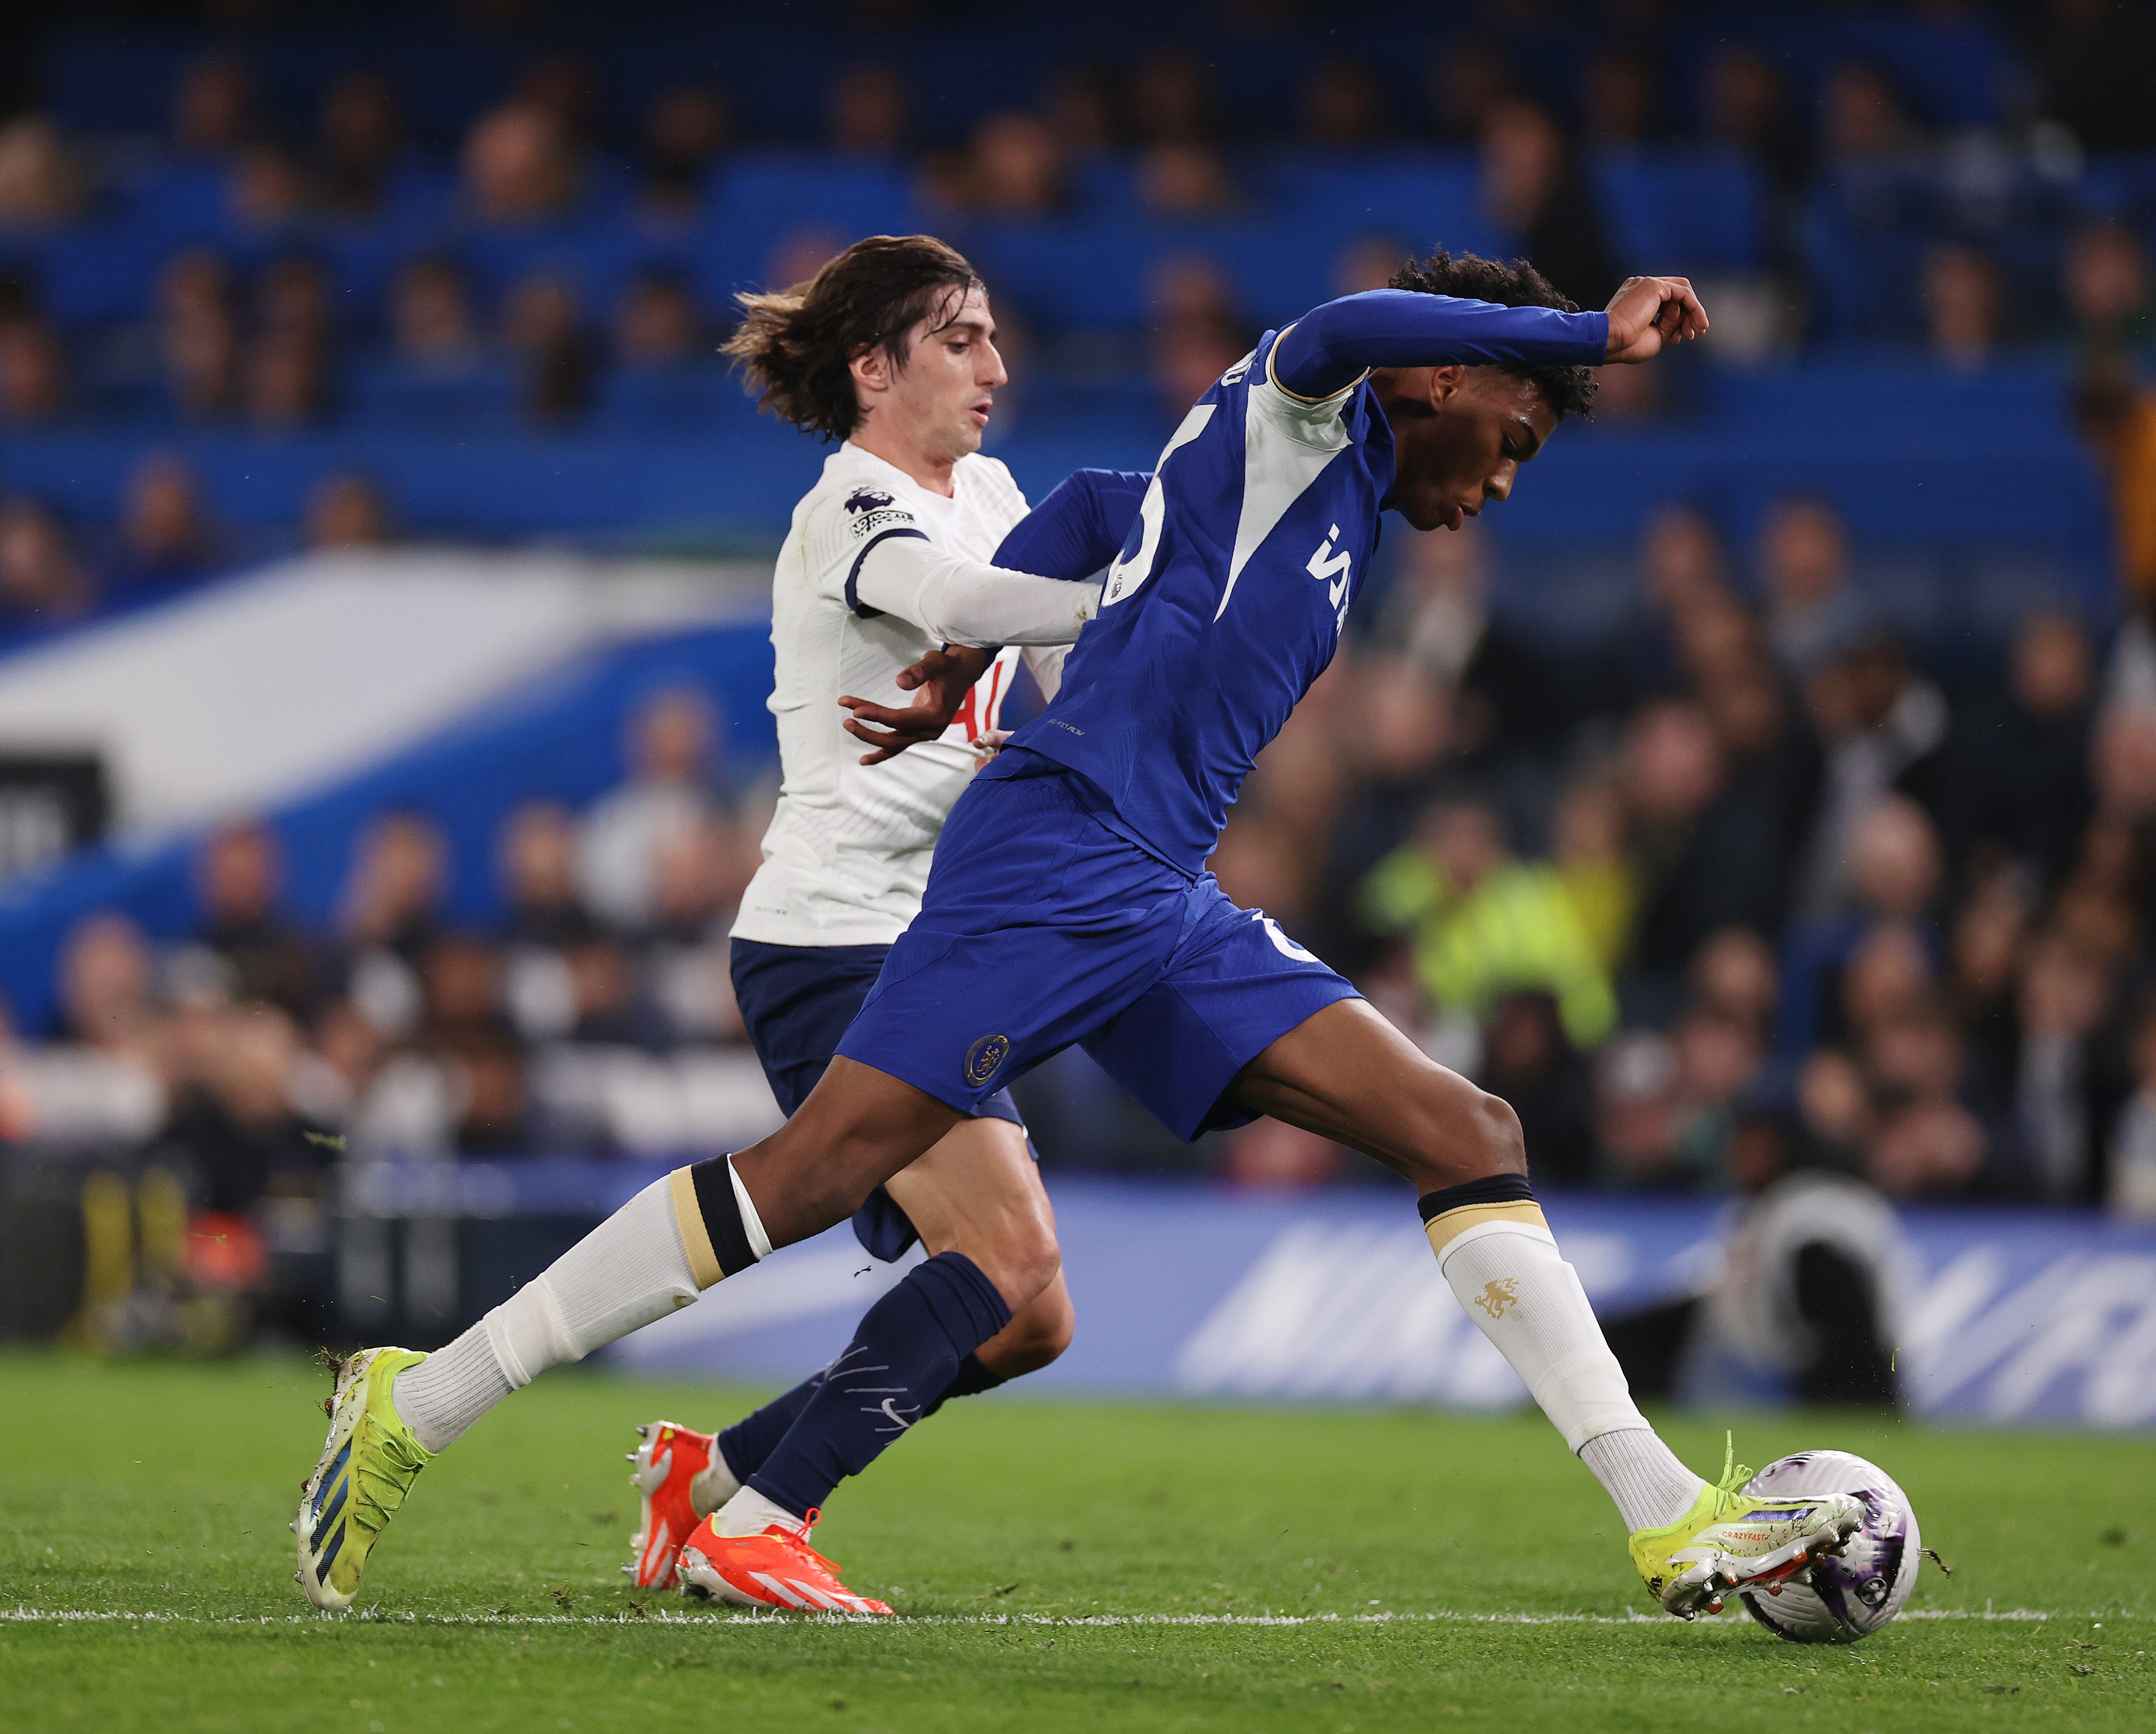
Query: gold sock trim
[[669, 1166, 723, 1289], [1422, 1200, 1549, 1258]]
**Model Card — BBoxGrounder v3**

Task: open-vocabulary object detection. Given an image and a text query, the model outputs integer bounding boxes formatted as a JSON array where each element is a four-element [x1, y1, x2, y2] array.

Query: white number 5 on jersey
[[1101, 402, 1216, 609]]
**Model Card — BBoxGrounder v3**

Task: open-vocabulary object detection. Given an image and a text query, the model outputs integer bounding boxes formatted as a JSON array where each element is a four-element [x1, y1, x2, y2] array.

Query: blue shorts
[[835, 753, 1360, 1140], [729, 938, 1023, 1262]]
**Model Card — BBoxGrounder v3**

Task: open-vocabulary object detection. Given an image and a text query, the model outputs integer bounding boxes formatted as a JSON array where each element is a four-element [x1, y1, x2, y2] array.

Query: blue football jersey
[[1002, 328, 1398, 872]]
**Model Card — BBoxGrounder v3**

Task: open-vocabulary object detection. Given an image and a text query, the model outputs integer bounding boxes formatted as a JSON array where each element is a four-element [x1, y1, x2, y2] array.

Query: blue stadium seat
[[590, 364, 746, 437], [1592, 148, 1765, 276], [342, 351, 522, 434]]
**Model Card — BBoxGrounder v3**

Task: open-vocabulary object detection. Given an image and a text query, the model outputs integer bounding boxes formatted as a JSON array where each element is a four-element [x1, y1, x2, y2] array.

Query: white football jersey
[[730, 441, 1035, 949]]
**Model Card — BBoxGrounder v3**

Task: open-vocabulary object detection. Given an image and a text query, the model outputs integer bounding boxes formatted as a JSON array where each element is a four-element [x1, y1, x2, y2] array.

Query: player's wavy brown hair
[[721, 234, 984, 440], [1387, 247, 1599, 421]]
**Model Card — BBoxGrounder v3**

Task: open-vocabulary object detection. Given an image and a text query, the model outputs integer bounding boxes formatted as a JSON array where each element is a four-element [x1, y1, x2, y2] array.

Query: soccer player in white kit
[[614, 236, 1127, 1613]]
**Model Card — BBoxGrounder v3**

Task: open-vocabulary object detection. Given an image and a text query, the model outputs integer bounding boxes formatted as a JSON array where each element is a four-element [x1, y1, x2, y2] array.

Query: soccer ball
[[1736, 1450, 1919, 1643]]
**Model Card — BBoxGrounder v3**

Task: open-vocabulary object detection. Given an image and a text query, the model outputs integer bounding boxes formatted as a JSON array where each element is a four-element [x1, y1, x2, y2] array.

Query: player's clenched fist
[[1602, 276, 1709, 364]]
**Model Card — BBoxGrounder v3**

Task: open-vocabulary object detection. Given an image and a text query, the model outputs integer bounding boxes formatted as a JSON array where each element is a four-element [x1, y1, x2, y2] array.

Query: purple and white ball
[[1736, 1450, 1919, 1643]]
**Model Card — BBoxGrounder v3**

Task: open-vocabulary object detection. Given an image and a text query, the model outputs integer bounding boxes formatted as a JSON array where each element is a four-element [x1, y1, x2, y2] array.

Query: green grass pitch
[[0, 1351, 2148, 1732]]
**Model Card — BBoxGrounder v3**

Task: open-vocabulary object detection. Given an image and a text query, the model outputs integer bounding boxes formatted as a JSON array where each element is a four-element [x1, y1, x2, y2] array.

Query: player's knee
[[1400, 1079, 1525, 1190], [1465, 1088, 1527, 1179], [969, 1216, 1062, 1315], [992, 1283, 1075, 1376]]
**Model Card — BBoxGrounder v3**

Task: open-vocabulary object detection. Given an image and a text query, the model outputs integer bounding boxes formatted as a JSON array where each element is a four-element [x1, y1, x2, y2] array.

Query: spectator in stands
[[1481, 989, 1597, 1186], [2109, 998, 2156, 1216], [1698, 44, 1811, 198], [503, 272, 592, 425], [147, 1001, 323, 1216], [1359, 795, 1617, 1048], [445, 1027, 538, 1156], [1756, 495, 1859, 676], [242, 328, 329, 430], [614, 271, 707, 371], [499, 800, 595, 950], [2005, 929, 2117, 1203], [155, 248, 240, 422], [1628, 504, 1732, 693], [1136, 142, 1240, 218], [958, 112, 1069, 218], [640, 813, 748, 1045], [1041, 61, 1119, 156], [107, 453, 222, 591], [1595, 1029, 1685, 1188], [1818, 61, 1917, 164], [171, 53, 255, 159], [1477, 97, 1618, 310], [304, 471, 392, 549], [0, 116, 89, 223], [496, 799, 593, 1042], [564, 934, 671, 1049], [1781, 794, 1944, 1052], [1129, 48, 1219, 147], [1552, 775, 1637, 976], [337, 811, 449, 1038], [1667, 1000, 1765, 1183], [636, 83, 728, 220], [515, 50, 600, 149], [1689, 927, 1781, 1046], [418, 931, 515, 1054], [1580, 49, 1663, 147], [2062, 220, 2154, 359], [0, 316, 68, 424], [0, 500, 93, 622], [1333, 235, 1409, 298], [462, 100, 580, 224], [315, 71, 405, 214], [1298, 58, 1390, 148], [226, 143, 313, 238], [254, 256, 335, 352], [1426, 38, 1514, 144], [827, 64, 910, 155], [1941, 610, 2096, 894], [186, 818, 317, 1017], [1794, 625, 1952, 917], [578, 687, 729, 931], [1620, 698, 1789, 1016], [57, 910, 162, 1058], [1922, 243, 2006, 371], [389, 256, 485, 370]]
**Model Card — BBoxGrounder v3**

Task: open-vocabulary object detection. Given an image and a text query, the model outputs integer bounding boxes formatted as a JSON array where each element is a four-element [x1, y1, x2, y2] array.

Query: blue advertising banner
[[587, 1175, 2156, 1430]]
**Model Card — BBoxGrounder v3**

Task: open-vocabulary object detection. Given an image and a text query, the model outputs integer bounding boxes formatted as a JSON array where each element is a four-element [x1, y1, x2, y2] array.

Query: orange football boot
[[623, 1421, 717, 1591], [677, 1510, 895, 1615]]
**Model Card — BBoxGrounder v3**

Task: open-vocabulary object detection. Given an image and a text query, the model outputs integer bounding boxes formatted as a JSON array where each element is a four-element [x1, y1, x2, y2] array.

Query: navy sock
[[748, 1252, 1012, 1519], [716, 1351, 1007, 1485], [921, 1352, 1005, 1420]]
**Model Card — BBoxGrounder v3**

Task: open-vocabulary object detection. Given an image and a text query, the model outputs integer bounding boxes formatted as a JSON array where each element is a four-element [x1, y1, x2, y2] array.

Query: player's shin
[[1419, 1175, 1705, 1531], [392, 1160, 769, 1451]]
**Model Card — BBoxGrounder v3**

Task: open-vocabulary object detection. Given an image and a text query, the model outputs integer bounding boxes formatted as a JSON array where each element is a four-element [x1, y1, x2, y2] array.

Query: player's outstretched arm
[[1269, 279, 1707, 399]]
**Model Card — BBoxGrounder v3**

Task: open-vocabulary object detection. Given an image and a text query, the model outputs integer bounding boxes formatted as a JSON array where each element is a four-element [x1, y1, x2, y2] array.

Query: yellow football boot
[[1628, 1438, 1864, 1618], [292, 1347, 433, 1609]]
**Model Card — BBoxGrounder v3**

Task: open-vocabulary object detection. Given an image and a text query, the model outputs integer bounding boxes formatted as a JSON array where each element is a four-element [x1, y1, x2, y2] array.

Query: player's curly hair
[[1387, 247, 1598, 422], [721, 234, 984, 440]]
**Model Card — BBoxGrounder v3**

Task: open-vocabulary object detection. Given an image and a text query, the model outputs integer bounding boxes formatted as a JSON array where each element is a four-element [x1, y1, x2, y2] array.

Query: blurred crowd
[[1203, 494, 2156, 1221], [7, 491, 2156, 1228], [2, 7, 2156, 631], [0, 687, 773, 1233]]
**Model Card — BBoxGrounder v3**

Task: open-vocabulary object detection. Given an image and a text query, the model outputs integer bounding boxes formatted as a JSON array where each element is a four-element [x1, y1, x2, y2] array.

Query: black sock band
[[1416, 1172, 1536, 1223], [922, 1352, 1007, 1421], [688, 1155, 759, 1278]]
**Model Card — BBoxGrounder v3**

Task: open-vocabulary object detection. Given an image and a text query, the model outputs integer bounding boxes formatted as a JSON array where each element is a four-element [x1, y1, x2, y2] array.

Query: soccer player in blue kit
[[297, 246, 1865, 1621]]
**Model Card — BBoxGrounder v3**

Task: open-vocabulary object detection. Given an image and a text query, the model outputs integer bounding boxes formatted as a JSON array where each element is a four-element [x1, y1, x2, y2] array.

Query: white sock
[[389, 1330, 511, 1454], [394, 1175, 708, 1451], [1427, 1205, 1702, 1527], [715, 1485, 800, 1537], [692, 1447, 743, 1518], [1578, 1429, 1707, 1532]]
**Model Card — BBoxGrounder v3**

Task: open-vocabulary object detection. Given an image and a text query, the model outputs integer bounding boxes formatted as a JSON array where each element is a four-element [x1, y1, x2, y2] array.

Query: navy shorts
[[835, 754, 1360, 1140], [729, 937, 1023, 1262]]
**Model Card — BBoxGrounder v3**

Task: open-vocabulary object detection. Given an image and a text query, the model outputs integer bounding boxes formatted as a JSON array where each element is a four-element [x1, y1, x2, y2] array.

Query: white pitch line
[[0, 1605, 2110, 1630]]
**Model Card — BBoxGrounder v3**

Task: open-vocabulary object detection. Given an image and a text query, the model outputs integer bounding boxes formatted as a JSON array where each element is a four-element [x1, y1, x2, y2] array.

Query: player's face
[[1386, 367, 1559, 534], [881, 286, 1008, 466]]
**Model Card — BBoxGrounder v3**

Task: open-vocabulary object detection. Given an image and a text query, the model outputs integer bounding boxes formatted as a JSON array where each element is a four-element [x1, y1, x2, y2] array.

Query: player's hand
[[1602, 275, 1708, 364], [839, 644, 993, 764]]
